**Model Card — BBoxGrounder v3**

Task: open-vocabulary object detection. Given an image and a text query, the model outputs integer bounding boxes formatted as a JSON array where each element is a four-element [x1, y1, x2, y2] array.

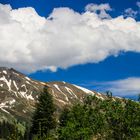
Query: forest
[[0, 88, 140, 140]]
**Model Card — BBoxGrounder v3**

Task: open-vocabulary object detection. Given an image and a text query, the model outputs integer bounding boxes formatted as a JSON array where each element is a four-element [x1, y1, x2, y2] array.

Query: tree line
[[1, 87, 140, 140]]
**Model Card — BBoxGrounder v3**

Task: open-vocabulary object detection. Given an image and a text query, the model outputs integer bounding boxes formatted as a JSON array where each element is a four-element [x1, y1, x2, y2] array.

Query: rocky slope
[[0, 67, 107, 123]]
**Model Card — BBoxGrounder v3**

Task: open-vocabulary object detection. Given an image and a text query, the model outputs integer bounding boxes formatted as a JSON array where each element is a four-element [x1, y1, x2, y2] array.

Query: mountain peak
[[0, 67, 109, 123]]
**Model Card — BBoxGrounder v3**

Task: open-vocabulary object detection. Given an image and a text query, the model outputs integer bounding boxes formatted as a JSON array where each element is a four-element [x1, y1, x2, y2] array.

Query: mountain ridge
[[0, 67, 114, 124]]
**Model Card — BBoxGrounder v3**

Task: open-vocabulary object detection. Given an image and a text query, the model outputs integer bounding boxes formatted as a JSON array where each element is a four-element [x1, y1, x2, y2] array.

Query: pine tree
[[138, 93, 140, 102], [30, 87, 56, 138], [58, 103, 104, 140], [106, 91, 113, 98], [58, 94, 140, 140]]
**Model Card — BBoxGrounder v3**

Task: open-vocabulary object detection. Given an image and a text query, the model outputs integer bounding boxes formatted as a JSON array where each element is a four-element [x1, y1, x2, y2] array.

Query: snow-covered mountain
[[0, 67, 107, 123]]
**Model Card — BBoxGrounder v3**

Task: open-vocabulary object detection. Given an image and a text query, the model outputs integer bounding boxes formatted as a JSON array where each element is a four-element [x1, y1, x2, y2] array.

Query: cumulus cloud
[[91, 78, 140, 96], [85, 3, 112, 19], [124, 8, 138, 18], [0, 3, 140, 73], [136, 1, 140, 8]]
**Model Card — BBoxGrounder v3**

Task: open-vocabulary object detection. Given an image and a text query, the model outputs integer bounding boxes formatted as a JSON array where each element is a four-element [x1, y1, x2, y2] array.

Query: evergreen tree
[[106, 91, 113, 98], [58, 103, 105, 140], [24, 125, 30, 140], [58, 95, 140, 140], [59, 107, 70, 127], [138, 93, 140, 102], [30, 87, 56, 139], [0, 121, 23, 140]]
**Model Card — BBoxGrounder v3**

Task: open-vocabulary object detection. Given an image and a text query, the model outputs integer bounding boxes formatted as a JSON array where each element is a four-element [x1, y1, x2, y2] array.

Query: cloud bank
[[136, 1, 140, 8], [90, 77, 140, 97], [123, 1, 140, 18], [85, 3, 112, 19], [124, 8, 138, 18], [0, 3, 140, 73]]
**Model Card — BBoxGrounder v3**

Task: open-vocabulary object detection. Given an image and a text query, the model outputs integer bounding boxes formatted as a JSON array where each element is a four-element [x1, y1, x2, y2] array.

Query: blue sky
[[1, 0, 140, 20], [0, 0, 140, 99]]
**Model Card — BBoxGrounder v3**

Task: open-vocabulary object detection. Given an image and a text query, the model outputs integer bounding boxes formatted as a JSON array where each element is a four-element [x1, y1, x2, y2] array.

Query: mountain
[[0, 67, 109, 124]]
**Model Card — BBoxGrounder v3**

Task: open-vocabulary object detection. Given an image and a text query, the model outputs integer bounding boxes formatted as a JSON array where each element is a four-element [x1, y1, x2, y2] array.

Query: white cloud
[[92, 78, 140, 96], [124, 8, 138, 18], [0, 4, 140, 73], [136, 1, 140, 8], [85, 3, 112, 19]]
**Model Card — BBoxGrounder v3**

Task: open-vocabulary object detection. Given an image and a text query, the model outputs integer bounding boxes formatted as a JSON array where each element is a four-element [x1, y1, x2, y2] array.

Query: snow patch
[[99, 96, 104, 100], [0, 102, 8, 108], [116, 96, 122, 99], [0, 76, 12, 91], [54, 84, 62, 92], [3, 70, 7, 74], [32, 81, 39, 85], [11, 90, 18, 97], [13, 81, 19, 90], [40, 82, 46, 85], [65, 87, 73, 95], [97, 92, 102, 96], [55, 98, 67, 105], [54, 84, 69, 101], [0, 99, 15, 114], [0, 84, 3, 87], [8, 99, 16, 105], [25, 77, 31, 81], [26, 94, 34, 100], [1, 108, 9, 114], [26, 81, 31, 85], [65, 87, 78, 98], [19, 90, 34, 100], [51, 89, 58, 98], [73, 85, 94, 95], [23, 110, 26, 113], [12, 72, 19, 76], [58, 99, 66, 104], [19, 91, 27, 98]]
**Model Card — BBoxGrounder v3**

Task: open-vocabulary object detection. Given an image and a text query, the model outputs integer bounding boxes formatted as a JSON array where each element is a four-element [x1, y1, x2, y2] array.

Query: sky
[[0, 0, 140, 99]]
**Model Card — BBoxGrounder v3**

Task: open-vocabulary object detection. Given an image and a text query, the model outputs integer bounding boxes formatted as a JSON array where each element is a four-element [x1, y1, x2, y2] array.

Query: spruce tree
[[138, 93, 140, 102], [30, 87, 56, 138], [106, 91, 113, 98]]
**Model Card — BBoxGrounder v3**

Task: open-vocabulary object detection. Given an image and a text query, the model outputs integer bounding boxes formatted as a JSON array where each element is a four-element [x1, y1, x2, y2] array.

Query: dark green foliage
[[24, 125, 30, 140], [58, 105, 93, 140], [1, 91, 139, 140], [58, 98, 105, 140], [0, 121, 24, 140], [123, 100, 140, 139], [30, 87, 56, 139], [58, 95, 140, 140], [97, 98, 140, 139]]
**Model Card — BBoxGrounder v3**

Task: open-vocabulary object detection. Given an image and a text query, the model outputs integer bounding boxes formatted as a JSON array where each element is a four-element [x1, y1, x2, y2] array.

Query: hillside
[[0, 67, 139, 140], [0, 67, 107, 124]]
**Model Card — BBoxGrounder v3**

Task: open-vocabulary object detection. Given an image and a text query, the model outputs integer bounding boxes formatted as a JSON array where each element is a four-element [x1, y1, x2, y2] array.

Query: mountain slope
[[0, 67, 107, 123]]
